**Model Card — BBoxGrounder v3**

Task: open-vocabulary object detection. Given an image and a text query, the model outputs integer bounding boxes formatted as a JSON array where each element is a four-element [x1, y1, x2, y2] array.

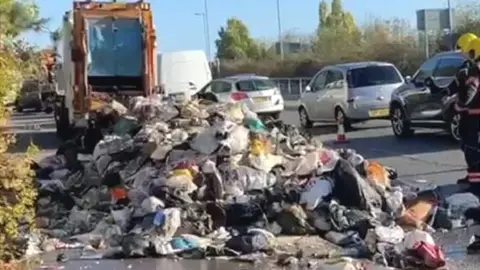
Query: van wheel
[[334, 107, 352, 131], [391, 105, 413, 138], [299, 107, 313, 128]]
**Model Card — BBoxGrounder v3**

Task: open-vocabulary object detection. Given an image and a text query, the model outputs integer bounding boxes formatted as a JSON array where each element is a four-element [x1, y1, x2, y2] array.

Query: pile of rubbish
[[29, 97, 480, 269]]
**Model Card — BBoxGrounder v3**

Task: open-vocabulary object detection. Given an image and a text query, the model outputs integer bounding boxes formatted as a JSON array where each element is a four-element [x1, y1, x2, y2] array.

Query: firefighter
[[456, 33, 478, 53], [455, 37, 480, 186]]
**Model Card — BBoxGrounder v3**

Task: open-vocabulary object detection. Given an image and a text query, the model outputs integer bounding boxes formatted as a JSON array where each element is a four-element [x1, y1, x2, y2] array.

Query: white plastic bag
[[299, 177, 333, 210], [374, 225, 404, 244], [446, 193, 480, 219], [403, 229, 435, 250]]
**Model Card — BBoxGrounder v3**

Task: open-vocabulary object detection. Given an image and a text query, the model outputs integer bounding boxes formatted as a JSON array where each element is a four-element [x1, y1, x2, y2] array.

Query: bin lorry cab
[[54, 0, 157, 138]]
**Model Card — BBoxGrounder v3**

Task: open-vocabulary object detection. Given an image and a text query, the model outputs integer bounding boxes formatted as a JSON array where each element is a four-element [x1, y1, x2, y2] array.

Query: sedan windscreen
[[236, 79, 277, 92], [347, 66, 402, 88]]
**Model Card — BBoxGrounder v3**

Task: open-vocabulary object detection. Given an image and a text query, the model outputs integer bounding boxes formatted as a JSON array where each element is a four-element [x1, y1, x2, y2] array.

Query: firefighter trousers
[[460, 115, 480, 187]]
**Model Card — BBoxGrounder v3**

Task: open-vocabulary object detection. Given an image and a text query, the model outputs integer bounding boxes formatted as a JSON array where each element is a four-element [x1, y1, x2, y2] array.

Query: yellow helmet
[[464, 38, 480, 60], [456, 33, 478, 52]]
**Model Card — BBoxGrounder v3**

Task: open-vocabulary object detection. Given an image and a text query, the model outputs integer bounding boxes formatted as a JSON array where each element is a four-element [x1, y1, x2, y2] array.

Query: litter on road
[[27, 96, 480, 269]]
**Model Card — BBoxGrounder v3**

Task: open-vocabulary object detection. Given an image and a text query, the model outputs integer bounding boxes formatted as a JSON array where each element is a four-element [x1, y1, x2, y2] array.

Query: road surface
[[3, 110, 478, 269]]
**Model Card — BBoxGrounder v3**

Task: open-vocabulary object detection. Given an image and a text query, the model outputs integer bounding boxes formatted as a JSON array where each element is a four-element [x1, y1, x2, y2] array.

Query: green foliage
[[0, 0, 45, 263], [215, 17, 268, 60]]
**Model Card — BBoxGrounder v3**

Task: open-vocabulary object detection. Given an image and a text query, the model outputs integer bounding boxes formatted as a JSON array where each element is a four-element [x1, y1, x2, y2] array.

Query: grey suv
[[389, 51, 467, 141]]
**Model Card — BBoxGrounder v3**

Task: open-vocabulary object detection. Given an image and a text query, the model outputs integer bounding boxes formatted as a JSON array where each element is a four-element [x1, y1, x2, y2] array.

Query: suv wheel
[[299, 107, 313, 128], [391, 105, 413, 138], [447, 110, 461, 142]]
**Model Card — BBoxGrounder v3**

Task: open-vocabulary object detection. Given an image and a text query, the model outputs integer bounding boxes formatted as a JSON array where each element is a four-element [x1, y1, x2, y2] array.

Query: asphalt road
[[3, 110, 478, 269]]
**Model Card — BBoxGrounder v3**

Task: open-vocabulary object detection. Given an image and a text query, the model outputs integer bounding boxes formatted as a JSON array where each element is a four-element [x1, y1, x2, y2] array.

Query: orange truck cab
[[54, 0, 157, 138]]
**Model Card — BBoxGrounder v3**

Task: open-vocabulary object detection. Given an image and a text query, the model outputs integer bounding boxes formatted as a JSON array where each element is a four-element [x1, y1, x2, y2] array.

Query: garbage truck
[[53, 0, 157, 138]]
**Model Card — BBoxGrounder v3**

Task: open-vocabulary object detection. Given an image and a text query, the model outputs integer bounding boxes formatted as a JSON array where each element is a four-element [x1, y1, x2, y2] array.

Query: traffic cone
[[334, 116, 349, 144]]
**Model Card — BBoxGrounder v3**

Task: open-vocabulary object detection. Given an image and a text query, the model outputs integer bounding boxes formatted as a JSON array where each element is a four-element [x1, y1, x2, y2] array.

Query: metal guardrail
[[271, 77, 312, 100]]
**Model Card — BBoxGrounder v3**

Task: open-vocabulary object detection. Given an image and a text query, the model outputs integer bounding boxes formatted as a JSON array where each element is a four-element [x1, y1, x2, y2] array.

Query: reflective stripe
[[468, 108, 480, 114], [468, 172, 480, 182]]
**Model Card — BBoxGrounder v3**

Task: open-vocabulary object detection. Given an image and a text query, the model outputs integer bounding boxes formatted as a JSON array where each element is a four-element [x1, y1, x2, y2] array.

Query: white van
[[158, 50, 212, 100]]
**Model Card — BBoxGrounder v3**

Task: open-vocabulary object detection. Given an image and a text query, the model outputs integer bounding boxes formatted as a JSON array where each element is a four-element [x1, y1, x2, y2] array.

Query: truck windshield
[[86, 18, 143, 77], [347, 66, 402, 88]]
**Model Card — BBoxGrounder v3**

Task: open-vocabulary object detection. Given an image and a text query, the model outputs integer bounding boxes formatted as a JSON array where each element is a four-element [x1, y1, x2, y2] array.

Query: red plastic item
[[111, 187, 128, 201], [412, 241, 446, 269], [231, 92, 248, 101]]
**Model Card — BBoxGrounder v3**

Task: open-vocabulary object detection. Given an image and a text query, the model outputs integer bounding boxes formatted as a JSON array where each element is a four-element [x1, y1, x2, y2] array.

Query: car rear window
[[433, 57, 465, 77], [236, 79, 276, 92], [347, 65, 402, 88]]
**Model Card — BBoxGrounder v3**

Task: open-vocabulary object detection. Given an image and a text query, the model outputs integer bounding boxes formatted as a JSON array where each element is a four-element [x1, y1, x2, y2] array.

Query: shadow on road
[[8, 131, 60, 154], [304, 122, 390, 136], [323, 131, 459, 160]]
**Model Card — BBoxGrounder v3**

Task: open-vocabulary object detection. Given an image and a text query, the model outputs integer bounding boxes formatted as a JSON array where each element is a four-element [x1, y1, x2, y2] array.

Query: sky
[[24, 0, 454, 58]]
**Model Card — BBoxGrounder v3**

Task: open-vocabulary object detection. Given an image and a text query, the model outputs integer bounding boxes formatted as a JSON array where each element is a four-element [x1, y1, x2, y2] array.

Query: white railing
[[270, 77, 312, 100]]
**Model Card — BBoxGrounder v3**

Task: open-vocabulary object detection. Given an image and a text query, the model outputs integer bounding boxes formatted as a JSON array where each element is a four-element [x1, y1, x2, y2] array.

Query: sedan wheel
[[299, 107, 313, 128]]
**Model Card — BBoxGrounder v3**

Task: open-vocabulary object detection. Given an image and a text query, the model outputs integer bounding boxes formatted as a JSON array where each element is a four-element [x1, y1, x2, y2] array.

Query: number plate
[[253, 97, 269, 103], [368, 108, 389, 117]]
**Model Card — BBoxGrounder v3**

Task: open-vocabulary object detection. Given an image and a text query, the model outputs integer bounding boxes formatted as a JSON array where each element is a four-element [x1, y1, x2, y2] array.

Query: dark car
[[389, 51, 467, 141], [15, 79, 55, 113]]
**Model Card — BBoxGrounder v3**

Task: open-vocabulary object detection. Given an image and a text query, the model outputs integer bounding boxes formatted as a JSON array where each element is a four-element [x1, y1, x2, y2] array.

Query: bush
[[0, 39, 39, 263]]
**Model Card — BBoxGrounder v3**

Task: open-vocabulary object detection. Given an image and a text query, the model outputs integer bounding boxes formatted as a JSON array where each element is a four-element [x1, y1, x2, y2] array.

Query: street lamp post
[[204, 0, 211, 60], [276, 0, 284, 60], [448, 0, 454, 50], [195, 12, 209, 58]]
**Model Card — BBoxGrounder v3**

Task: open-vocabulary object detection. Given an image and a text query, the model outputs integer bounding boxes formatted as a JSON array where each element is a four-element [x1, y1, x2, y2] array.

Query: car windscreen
[[347, 65, 402, 88], [236, 79, 276, 92], [433, 57, 465, 77]]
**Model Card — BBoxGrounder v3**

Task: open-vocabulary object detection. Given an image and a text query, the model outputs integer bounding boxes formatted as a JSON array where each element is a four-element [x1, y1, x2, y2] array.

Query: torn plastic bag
[[93, 135, 134, 161], [282, 151, 319, 177], [245, 117, 267, 133], [220, 125, 250, 155], [131, 96, 179, 122], [128, 189, 150, 208], [385, 187, 405, 217], [247, 153, 284, 172], [49, 168, 70, 180], [220, 102, 245, 124], [180, 99, 209, 119], [121, 233, 150, 257], [113, 116, 139, 136], [162, 208, 182, 239], [223, 166, 276, 196], [446, 193, 480, 219], [330, 159, 383, 211], [37, 155, 67, 170], [404, 230, 435, 250], [225, 229, 275, 254], [366, 225, 404, 245], [300, 176, 333, 210], [141, 196, 165, 214], [189, 127, 220, 155], [276, 204, 315, 235], [324, 230, 363, 247], [68, 206, 92, 234], [111, 207, 132, 231], [37, 179, 66, 192]]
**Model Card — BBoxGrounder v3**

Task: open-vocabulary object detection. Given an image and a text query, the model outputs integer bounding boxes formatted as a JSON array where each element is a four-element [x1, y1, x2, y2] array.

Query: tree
[[0, 0, 49, 37], [318, 0, 328, 29], [215, 17, 263, 60], [0, 1, 45, 262], [314, 0, 361, 57]]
